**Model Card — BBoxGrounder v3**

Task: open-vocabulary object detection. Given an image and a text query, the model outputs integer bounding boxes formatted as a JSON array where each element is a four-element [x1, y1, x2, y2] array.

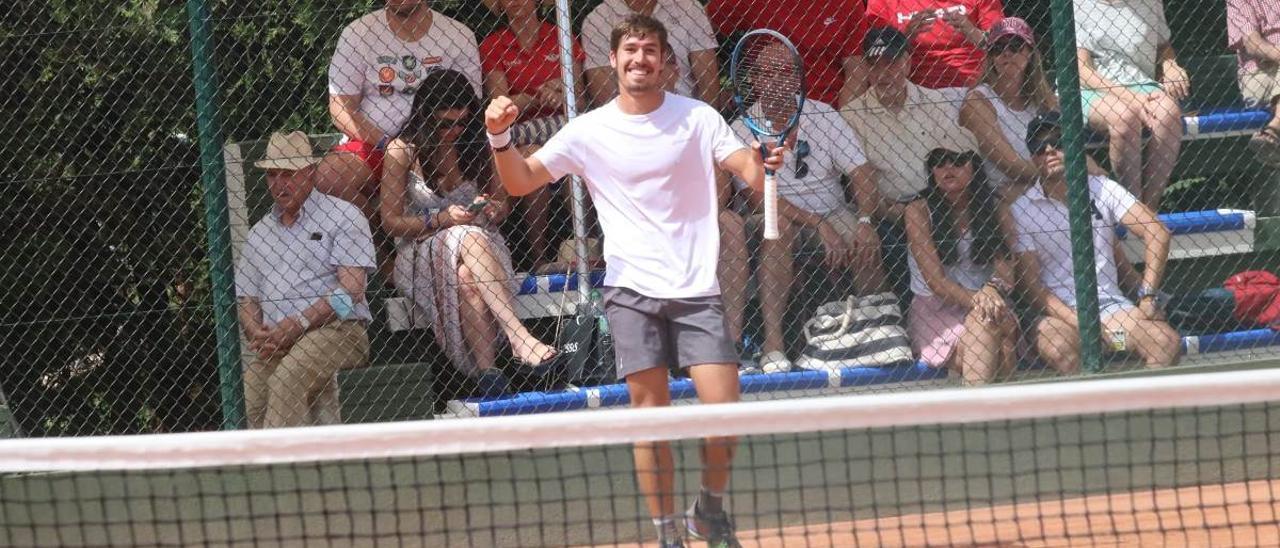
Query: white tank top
[[971, 85, 1038, 190], [907, 228, 994, 298]]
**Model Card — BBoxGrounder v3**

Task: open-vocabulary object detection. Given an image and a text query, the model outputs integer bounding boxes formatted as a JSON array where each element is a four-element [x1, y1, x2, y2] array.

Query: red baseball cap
[[986, 17, 1036, 50]]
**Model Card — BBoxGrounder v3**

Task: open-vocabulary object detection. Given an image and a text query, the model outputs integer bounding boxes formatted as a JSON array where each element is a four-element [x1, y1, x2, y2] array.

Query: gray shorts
[[600, 286, 738, 378]]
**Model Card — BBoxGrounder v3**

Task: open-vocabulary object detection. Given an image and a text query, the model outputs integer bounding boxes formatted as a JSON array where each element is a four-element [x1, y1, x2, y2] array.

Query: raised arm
[[485, 96, 558, 196], [958, 91, 1039, 183]]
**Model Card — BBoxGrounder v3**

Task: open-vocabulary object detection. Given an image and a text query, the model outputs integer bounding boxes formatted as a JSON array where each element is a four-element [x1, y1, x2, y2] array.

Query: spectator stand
[[223, 48, 1280, 421]]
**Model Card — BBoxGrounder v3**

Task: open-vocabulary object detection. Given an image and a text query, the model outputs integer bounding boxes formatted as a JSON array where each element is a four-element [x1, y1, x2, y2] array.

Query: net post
[[1048, 0, 1104, 374], [186, 0, 245, 429]]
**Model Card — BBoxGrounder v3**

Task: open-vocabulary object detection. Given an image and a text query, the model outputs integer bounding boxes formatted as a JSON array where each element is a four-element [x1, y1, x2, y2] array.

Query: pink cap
[[986, 17, 1036, 49]]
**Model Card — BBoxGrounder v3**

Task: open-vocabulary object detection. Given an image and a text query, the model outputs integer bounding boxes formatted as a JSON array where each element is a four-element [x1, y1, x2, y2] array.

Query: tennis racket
[[730, 29, 805, 241]]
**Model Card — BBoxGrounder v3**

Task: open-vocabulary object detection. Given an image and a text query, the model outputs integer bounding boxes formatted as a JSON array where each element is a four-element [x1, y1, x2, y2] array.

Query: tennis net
[[3, 368, 1280, 546]]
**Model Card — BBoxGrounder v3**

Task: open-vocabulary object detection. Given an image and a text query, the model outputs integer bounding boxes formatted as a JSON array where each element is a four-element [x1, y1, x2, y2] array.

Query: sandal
[[1248, 125, 1280, 166], [759, 350, 792, 374], [512, 350, 568, 392]]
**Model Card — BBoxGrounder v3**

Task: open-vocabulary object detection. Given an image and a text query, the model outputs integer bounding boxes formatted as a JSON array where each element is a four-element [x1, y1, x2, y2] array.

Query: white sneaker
[[759, 350, 792, 374]]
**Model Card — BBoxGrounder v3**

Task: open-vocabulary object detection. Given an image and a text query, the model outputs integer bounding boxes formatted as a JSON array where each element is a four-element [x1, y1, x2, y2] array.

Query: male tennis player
[[485, 14, 783, 548]]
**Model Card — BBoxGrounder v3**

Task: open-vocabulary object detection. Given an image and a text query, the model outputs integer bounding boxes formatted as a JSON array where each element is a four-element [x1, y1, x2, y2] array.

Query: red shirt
[[867, 0, 1005, 88], [706, 0, 868, 106], [480, 22, 585, 120]]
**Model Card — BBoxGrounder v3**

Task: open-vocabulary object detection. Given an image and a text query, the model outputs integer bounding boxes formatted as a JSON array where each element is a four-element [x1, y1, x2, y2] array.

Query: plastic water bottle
[[590, 289, 609, 337]]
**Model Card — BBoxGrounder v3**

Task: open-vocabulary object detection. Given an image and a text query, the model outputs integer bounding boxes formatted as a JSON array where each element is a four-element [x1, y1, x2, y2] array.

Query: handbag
[[794, 293, 913, 372]]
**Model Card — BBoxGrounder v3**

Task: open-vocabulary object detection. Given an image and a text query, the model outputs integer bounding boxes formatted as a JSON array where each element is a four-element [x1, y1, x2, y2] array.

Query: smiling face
[[610, 32, 666, 95]]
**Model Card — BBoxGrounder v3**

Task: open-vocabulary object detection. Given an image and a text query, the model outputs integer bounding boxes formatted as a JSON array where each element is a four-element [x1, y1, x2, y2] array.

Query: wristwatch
[[1137, 286, 1160, 301], [857, 215, 873, 226]]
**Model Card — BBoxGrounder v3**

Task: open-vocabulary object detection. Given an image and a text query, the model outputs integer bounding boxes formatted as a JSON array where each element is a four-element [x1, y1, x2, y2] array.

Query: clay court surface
[[600, 479, 1280, 547]]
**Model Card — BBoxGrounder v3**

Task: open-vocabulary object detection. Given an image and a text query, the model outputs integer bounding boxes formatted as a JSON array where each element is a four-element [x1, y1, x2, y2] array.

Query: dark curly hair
[[400, 68, 491, 185], [920, 149, 1009, 267]]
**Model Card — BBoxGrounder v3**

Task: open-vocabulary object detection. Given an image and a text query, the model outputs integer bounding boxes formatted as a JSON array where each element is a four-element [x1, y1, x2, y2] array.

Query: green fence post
[[186, 0, 245, 429], [1048, 0, 1104, 373]]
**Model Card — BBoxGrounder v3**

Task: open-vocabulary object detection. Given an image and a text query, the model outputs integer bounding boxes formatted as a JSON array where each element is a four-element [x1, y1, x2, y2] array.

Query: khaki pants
[[244, 320, 370, 428], [1241, 67, 1280, 108]]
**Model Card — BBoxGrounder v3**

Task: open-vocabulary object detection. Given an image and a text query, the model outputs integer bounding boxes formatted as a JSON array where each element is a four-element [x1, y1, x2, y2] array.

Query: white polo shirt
[[1011, 175, 1138, 308], [328, 9, 483, 137], [729, 100, 867, 216], [236, 192, 377, 327], [533, 92, 746, 299], [842, 83, 976, 202], [581, 0, 720, 99]]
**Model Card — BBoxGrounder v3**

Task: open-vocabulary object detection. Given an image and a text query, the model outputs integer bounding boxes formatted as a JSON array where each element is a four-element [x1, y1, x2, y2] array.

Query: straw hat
[[254, 131, 321, 171]]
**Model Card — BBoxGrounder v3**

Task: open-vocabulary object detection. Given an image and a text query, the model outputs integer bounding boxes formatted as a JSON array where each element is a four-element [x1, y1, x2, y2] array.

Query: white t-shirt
[[1074, 0, 1170, 87], [1012, 175, 1138, 308], [581, 0, 720, 99], [729, 101, 867, 216], [843, 83, 977, 201], [968, 85, 1038, 191], [328, 9, 483, 137], [533, 93, 747, 298]]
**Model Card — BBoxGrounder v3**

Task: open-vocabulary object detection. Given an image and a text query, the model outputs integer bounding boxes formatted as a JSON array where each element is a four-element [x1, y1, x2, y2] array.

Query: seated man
[[1013, 113, 1181, 373], [842, 27, 977, 298], [236, 131, 376, 428], [1227, 0, 1280, 163], [727, 40, 895, 373]]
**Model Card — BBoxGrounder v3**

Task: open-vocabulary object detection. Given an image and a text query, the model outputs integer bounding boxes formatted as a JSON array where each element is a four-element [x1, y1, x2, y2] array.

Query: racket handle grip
[[762, 172, 780, 240]]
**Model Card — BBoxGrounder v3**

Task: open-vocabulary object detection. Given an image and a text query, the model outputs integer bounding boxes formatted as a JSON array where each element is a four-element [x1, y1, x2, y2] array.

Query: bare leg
[[1141, 92, 1184, 210], [627, 366, 676, 519], [688, 363, 741, 496], [456, 231, 553, 365], [955, 310, 1006, 385], [314, 152, 373, 214], [718, 210, 749, 345], [1034, 316, 1082, 375], [457, 263, 500, 372], [1102, 308, 1181, 368], [1087, 95, 1144, 197], [756, 216, 793, 356]]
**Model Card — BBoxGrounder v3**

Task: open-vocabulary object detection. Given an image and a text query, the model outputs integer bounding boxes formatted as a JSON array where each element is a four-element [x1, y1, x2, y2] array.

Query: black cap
[[862, 27, 910, 61], [1025, 110, 1062, 150]]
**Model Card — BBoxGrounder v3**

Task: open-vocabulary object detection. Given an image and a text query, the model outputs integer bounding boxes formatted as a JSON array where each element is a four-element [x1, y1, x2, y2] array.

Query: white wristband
[[487, 128, 512, 150]]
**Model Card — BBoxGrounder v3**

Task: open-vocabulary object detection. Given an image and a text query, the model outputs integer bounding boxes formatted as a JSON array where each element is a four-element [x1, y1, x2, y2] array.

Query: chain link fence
[[2, 0, 1278, 436]]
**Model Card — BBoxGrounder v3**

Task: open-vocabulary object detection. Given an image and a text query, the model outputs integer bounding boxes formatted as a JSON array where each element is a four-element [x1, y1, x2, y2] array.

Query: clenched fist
[[486, 96, 521, 134]]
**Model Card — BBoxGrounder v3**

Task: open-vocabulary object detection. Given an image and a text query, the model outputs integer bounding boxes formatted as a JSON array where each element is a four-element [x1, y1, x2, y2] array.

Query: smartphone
[[467, 199, 490, 213]]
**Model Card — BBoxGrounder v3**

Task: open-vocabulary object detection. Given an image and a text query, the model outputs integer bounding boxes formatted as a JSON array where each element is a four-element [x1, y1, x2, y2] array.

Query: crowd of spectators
[[237, 0, 1266, 418]]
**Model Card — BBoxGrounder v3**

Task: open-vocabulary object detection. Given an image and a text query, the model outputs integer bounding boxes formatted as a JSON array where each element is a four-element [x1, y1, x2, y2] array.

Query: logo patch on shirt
[[823, 16, 837, 25], [422, 55, 443, 66], [378, 67, 396, 83], [402, 55, 418, 70], [400, 85, 418, 95], [378, 84, 395, 96], [376, 55, 396, 64], [403, 72, 417, 85]]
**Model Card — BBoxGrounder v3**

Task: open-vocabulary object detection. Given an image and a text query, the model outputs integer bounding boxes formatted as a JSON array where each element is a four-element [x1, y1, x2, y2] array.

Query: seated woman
[[480, 0, 586, 269], [904, 149, 1019, 385], [381, 69, 561, 396], [1075, 0, 1187, 210], [958, 17, 1057, 196]]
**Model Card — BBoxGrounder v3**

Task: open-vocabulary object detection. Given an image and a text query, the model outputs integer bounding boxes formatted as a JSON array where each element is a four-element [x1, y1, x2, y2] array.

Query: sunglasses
[[793, 140, 811, 178], [926, 148, 972, 168], [988, 38, 1029, 56], [1027, 131, 1062, 156]]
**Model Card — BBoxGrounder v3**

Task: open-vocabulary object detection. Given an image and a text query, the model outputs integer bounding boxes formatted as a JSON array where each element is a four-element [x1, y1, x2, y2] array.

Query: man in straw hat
[[235, 131, 376, 428]]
